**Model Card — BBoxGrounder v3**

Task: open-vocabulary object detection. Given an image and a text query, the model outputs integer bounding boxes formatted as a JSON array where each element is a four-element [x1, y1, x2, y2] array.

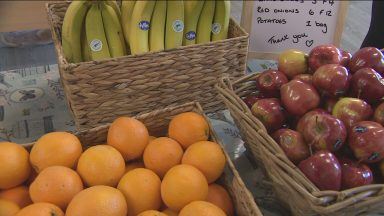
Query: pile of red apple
[[243, 45, 384, 191]]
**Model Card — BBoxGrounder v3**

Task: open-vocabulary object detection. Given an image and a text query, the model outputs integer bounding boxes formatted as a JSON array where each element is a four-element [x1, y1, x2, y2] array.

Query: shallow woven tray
[[46, 1, 249, 130], [216, 74, 384, 216]]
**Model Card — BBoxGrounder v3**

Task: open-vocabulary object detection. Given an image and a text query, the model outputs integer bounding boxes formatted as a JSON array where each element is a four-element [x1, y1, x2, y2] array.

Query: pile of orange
[[0, 112, 234, 216]]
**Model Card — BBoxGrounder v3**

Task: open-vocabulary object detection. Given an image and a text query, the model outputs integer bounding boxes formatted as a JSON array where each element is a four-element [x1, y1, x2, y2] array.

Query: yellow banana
[[85, 3, 111, 60], [101, 2, 127, 57], [121, 0, 136, 48], [212, 0, 230, 41], [130, 1, 156, 55], [165, 0, 184, 50], [105, 0, 121, 19], [196, 0, 215, 44], [61, 1, 90, 63], [149, 1, 166, 52], [183, 1, 204, 46], [81, 26, 91, 61]]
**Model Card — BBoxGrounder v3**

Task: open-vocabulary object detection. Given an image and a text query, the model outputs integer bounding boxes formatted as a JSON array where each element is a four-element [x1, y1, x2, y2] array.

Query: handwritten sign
[[241, 0, 349, 59]]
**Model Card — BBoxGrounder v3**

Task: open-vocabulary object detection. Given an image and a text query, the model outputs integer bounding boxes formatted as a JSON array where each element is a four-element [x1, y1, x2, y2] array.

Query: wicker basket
[[24, 102, 262, 216], [216, 74, 384, 216], [46, 1, 249, 130]]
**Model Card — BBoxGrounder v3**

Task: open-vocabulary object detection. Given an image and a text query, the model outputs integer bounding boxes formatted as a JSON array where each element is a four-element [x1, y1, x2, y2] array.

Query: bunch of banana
[[62, 0, 126, 63], [195, 0, 230, 44], [211, 0, 230, 42], [62, 0, 231, 61], [122, 0, 185, 55]]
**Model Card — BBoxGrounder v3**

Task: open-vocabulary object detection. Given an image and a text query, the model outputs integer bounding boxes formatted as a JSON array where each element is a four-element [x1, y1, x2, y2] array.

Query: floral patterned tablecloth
[[0, 59, 291, 215]]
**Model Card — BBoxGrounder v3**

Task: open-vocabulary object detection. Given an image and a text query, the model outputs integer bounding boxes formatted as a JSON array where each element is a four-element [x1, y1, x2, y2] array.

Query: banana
[[101, 2, 127, 57], [149, 1, 166, 52], [129, 1, 156, 55], [165, 0, 184, 50], [196, 0, 215, 44], [212, 0, 230, 41], [121, 0, 136, 48], [85, 3, 111, 60], [105, 0, 121, 19], [183, 1, 204, 46], [61, 1, 90, 63], [81, 26, 91, 61]]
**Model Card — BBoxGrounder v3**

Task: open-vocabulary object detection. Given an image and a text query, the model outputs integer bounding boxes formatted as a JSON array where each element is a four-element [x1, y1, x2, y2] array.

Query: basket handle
[[217, 75, 234, 91]]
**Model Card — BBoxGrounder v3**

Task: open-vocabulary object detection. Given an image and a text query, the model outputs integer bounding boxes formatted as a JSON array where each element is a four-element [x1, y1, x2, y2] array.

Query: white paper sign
[[249, 0, 342, 54]]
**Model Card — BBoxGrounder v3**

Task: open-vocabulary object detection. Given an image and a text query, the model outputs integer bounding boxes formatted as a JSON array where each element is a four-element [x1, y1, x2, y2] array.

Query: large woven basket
[[24, 102, 263, 216], [46, 1, 249, 130], [216, 74, 384, 216]]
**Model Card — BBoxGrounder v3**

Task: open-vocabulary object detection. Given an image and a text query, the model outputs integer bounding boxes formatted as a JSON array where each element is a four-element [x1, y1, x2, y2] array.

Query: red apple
[[302, 113, 346, 152], [374, 102, 384, 125], [272, 129, 309, 164], [349, 122, 384, 163], [278, 49, 308, 79], [313, 64, 350, 98], [296, 109, 328, 133], [293, 74, 313, 85], [323, 97, 338, 114], [255, 70, 288, 97], [348, 121, 382, 141], [308, 44, 342, 72], [339, 157, 373, 189], [332, 97, 373, 128], [349, 47, 384, 75], [280, 80, 320, 116], [251, 98, 286, 132], [243, 93, 266, 108], [350, 68, 384, 104], [298, 150, 341, 191], [340, 50, 352, 67]]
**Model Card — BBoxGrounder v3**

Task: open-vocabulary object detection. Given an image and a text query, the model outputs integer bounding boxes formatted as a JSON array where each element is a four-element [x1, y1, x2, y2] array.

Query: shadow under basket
[[24, 102, 263, 216], [46, 1, 249, 130], [216, 73, 384, 216]]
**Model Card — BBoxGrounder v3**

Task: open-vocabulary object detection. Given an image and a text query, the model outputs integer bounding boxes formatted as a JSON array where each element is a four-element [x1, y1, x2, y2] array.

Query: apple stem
[[315, 116, 321, 132], [357, 158, 364, 165], [309, 145, 313, 156]]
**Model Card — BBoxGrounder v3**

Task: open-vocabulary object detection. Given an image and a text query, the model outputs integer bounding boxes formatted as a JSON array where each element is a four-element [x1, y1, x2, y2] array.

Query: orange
[[206, 184, 234, 216], [29, 166, 83, 210], [0, 142, 31, 189], [162, 208, 178, 216], [125, 161, 145, 173], [117, 168, 161, 216], [137, 210, 167, 216], [30, 132, 82, 173], [182, 141, 226, 183], [143, 137, 183, 178], [168, 112, 209, 149], [15, 202, 64, 216], [77, 145, 125, 187], [161, 164, 208, 211], [107, 117, 149, 161], [0, 199, 20, 216], [66, 185, 127, 216], [179, 201, 226, 216], [149, 136, 157, 142], [0, 186, 32, 208]]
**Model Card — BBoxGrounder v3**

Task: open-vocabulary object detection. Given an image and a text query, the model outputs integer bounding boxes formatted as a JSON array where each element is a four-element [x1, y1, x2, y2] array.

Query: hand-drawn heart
[[306, 40, 314, 47]]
